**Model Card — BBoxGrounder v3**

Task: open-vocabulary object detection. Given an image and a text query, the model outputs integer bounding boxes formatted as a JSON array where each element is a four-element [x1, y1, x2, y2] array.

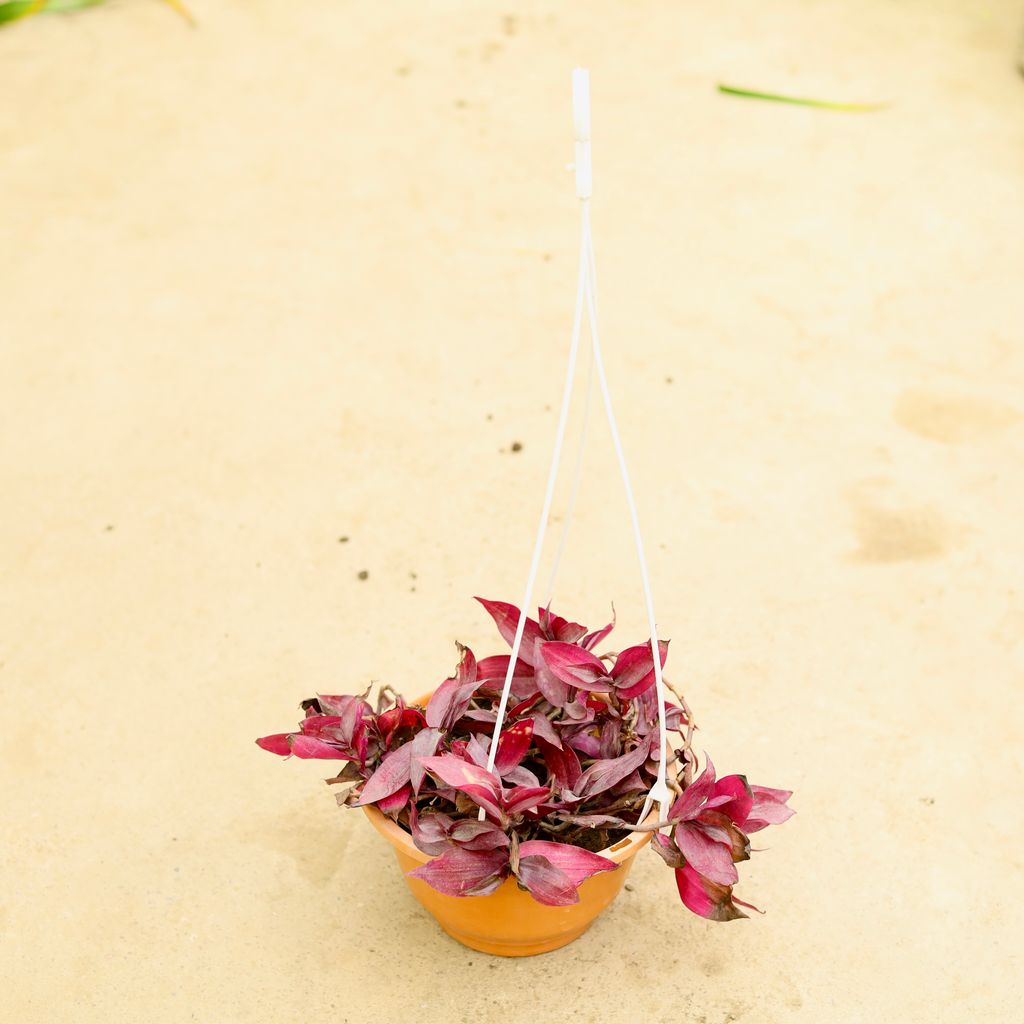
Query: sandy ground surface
[[2, 1, 1023, 1021]]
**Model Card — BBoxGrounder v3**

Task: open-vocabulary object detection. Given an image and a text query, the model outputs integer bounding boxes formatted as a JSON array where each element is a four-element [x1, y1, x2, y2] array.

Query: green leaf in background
[[0, 0, 192, 25], [718, 83, 888, 112], [1, 0, 103, 22]]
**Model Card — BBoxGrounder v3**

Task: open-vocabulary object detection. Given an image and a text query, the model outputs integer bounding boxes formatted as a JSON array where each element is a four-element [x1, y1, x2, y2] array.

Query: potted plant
[[257, 597, 793, 956]]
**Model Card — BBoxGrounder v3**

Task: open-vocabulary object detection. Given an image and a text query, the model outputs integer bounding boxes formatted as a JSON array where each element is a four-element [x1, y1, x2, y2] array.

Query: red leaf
[[256, 734, 292, 756], [710, 775, 754, 826], [376, 782, 411, 814], [533, 641, 572, 706], [650, 832, 686, 868], [425, 645, 478, 730], [408, 727, 442, 796], [536, 737, 582, 789], [745, 785, 795, 832], [581, 609, 616, 651], [448, 819, 510, 851], [494, 719, 535, 774], [538, 606, 588, 644], [407, 847, 509, 898], [354, 743, 413, 804], [420, 755, 503, 819], [518, 840, 616, 887], [408, 806, 452, 856], [515, 854, 579, 906], [502, 786, 551, 816], [610, 640, 669, 699], [668, 756, 718, 822], [509, 692, 543, 716], [674, 863, 747, 921], [540, 642, 613, 690], [287, 734, 348, 760], [298, 715, 343, 735], [675, 821, 739, 885], [528, 712, 562, 748], [377, 706, 427, 746], [475, 598, 543, 665], [699, 810, 752, 863]]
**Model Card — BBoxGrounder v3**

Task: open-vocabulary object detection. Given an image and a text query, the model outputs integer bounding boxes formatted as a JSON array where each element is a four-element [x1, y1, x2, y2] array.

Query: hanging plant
[[257, 597, 793, 932], [258, 70, 793, 955]]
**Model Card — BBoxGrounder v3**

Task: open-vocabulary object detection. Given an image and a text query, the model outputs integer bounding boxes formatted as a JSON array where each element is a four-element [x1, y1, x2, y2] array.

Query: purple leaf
[[598, 717, 622, 759], [465, 734, 490, 767], [515, 854, 579, 906], [448, 819, 510, 851], [408, 847, 509, 897], [699, 810, 752, 863], [528, 712, 562, 748], [540, 642, 613, 691], [503, 765, 541, 788], [354, 743, 413, 805], [574, 736, 653, 799], [475, 598, 542, 665], [610, 640, 669, 699], [408, 806, 452, 856], [609, 769, 647, 796]]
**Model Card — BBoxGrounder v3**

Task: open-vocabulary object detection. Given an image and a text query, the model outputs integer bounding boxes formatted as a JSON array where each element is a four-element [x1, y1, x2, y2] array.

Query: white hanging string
[[579, 204, 671, 824], [541, 341, 593, 609], [484, 69, 671, 825], [481, 208, 591, 794]]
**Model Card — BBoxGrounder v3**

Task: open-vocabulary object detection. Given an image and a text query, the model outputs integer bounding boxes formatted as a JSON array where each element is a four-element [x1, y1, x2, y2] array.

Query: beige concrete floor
[[2, 1, 1023, 1021]]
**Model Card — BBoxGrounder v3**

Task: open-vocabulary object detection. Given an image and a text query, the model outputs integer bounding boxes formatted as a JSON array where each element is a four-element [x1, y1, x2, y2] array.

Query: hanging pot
[[362, 803, 652, 957], [362, 688, 655, 957]]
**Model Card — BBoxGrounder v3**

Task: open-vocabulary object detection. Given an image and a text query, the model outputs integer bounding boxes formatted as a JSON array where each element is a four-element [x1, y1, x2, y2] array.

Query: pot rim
[[362, 802, 655, 866]]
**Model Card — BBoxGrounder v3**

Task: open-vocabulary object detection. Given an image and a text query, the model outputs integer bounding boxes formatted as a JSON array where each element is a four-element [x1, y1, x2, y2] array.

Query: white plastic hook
[[572, 67, 592, 199]]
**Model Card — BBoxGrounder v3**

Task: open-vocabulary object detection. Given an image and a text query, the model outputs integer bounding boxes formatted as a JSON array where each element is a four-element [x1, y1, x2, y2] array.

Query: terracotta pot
[[362, 804, 652, 956]]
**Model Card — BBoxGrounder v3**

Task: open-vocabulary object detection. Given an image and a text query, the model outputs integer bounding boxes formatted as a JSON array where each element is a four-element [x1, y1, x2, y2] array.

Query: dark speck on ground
[[511, 441, 523, 452], [357, 570, 369, 581]]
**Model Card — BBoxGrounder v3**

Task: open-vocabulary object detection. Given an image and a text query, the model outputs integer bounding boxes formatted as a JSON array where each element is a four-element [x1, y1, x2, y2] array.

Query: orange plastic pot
[[363, 803, 651, 956], [361, 689, 656, 955]]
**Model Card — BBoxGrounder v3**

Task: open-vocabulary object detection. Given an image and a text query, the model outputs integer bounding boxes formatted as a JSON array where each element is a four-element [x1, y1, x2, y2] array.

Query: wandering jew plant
[[258, 598, 793, 920]]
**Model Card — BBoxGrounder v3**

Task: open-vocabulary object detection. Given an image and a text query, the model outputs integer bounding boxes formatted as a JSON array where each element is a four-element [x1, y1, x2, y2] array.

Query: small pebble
[[511, 441, 523, 452], [357, 570, 369, 581]]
